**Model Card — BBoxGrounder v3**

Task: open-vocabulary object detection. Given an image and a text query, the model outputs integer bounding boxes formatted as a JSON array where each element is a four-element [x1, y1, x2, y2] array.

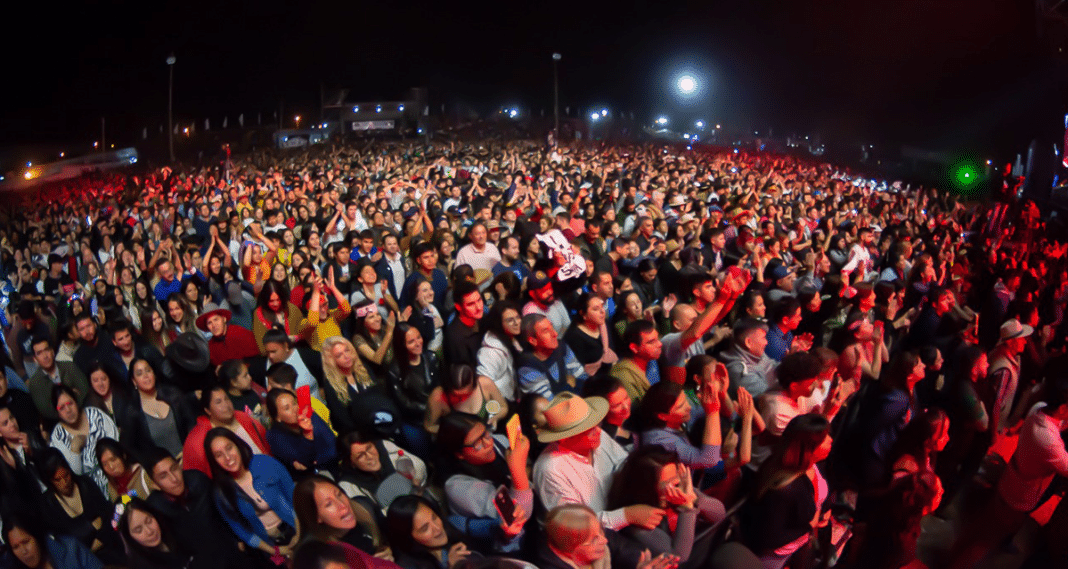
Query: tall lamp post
[[552, 52, 562, 143], [166, 53, 176, 163]]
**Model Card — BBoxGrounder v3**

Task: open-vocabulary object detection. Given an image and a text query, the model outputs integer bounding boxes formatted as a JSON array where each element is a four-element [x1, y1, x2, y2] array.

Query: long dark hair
[[204, 427, 254, 527], [256, 279, 290, 317], [117, 498, 186, 566], [637, 381, 684, 430], [293, 474, 382, 547], [483, 300, 522, 359], [435, 412, 511, 488], [385, 494, 460, 559], [607, 446, 678, 510], [888, 408, 947, 475], [753, 414, 830, 499], [1, 514, 53, 569], [392, 322, 423, 378]]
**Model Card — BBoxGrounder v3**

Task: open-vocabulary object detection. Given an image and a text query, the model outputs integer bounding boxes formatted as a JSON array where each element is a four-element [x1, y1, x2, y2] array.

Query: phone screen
[[493, 486, 516, 525], [506, 415, 521, 451], [296, 385, 312, 420]]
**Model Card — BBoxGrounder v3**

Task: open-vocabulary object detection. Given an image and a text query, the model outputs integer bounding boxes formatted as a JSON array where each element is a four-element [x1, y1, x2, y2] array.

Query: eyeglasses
[[463, 430, 492, 451]]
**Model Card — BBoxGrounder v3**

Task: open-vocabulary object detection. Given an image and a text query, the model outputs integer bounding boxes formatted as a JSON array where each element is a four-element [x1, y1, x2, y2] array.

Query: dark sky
[[2, 0, 1065, 159]]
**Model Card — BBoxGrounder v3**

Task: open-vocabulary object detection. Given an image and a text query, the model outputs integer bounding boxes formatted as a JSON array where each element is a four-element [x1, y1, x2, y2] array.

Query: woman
[[118, 497, 221, 569], [582, 376, 637, 450], [141, 309, 173, 353], [37, 448, 126, 565], [164, 292, 199, 338], [612, 290, 645, 344], [830, 310, 887, 384], [120, 358, 192, 460], [49, 385, 119, 493], [638, 381, 725, 474], [425, 365, 509, 434], [389, 322, 441, 458], [742, 414, 833, 569], [564, 293, 618, 380], [294, 474, 390, 557], [884, 408, 948, 514], [435, 413, 531, 552], [351, 260, 399, 320], [82, 362, 131, 424], [95, 437, 152, 501], [632, 258, 664, 312], [938, 346, 990, 490], [353, 298, 397, 379], [301, 272, 352, 352], [183, 277, 207, 316], [321, 335, 400, 438], [219, 358, 269, 428], [265, 388, 338, 479], [2, 514, 104, 569], [736, 289, 767, 323], [253, 279, 306, 354], [241, 231, 279, 295], [205, 427, 299, 563], [407, 280, 444, 355], [476, 301, 523, 402], [336, 430, 429, 515], [0, 401, 47, 510], [607, 448, 725, 567], [386, 494, 481, 569]]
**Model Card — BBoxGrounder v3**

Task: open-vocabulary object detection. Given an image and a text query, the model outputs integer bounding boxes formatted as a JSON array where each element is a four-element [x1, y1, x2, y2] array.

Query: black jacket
[[388, 352, 441, 421], [117, 384, 196, 461]]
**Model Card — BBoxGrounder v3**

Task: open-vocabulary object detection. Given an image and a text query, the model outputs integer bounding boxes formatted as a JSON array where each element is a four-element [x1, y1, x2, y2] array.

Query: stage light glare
[[677, 75, 696, 94]]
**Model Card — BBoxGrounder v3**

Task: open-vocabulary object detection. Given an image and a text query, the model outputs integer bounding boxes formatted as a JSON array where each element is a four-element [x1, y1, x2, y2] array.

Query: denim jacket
[[213, 454, 296, 549]]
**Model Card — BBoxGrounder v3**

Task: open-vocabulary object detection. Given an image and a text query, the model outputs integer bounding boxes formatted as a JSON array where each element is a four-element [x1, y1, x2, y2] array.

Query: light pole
[[552, 52, 561, 143], [166, 53, 176, 163]]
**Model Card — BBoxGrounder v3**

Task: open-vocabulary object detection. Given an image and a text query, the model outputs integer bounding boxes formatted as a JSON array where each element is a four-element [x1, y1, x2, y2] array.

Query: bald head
[[546, 505, 598, 553], [670, 303, 698, 333]]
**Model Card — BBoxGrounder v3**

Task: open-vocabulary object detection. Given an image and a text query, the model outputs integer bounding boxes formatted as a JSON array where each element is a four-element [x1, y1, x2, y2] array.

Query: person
[[253, 279, 307, 354], [607, 448, 725, 567], [183, 384, 271, 476], [763, 297, 811, 362], [204, 427, 299, 564], [719, 319, 777, 398], [444, 280, 485, 369], [523, 271, 571, 335], [1, 514, 103, 569], [265, 388, 338, 479], [758, 352, 844, 451], [303, 270, 354, 351], [389, 322, 440, 458], [516, 313, 588, 399], [198, 302, 260, 366], [637, 380, 725, 475], [456, 221, 502, 273], [292, 539, 403, 569], [938, 345, 990, 489], [218, 358, 269, 427], [293, 474, 391, 557], [94, 437, 153, 501], [144, 448, 245, 567], [109, 320, 168, 383], [882, 408, 949, 514], [582, 376, 637, 450], [36, 447, 126, 565], [385, 494, 480, 569], [564, 294, 619, 380], [320, 335, 400, 438], [0, 400, 48, 511], [49, 384, 119, 493], [532, 393, 660, 532], [263, 329, 325, 401], [477, 300, 524, 402], [120, 358, 194, 460], [26, 335, 89, 425], [435, 412, 532, 552], [987, 318, 1032, 436], [610, 320, 663, 402], [335, 430, 429, 514], [116, 497, 222, 569], [537, 504, 677, 569], [352, 298, 398, 379], [399, 241, 448, 314], [425, 364, 509, 433], [741, 414, 832, 569], [0, 371, 40, 448], [71, 312, 123, 379]]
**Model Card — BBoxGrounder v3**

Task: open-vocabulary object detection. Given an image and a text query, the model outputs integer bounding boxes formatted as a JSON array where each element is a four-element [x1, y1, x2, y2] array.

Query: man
[[532, 394, 663, 532], [539, 504, 674, 569], [71, 313, 123, 379], [610, 321, 663, 402], [14, 301, 52, 377], [350, 229, 380, 263], [197, 303, 259, 366], [375, 232, 407, 300], [443, 281, 485, 369], [719, 319, 778, 398], [572, 219, 606, 265], [523, 271, 571, 336], [659, 282, 737, 385], [182, 384, 271, 476], [144, 449, 245, 563], [595, 237, 629, 278], [42, 254, 74, 303], [152, 258, 183, 303], [988, 319, 1033, 435], [764, 297, 810, 362], [399, 241, 448, 313], [764, 264, 796, 304], [588, 271, 616, 320], [325, 242, 357, 296], [632, 216, 656, 255], [26, 336, 89, 424], [841, 227, 874, 280], [702, 227, 728, 273], [949, 380, 1068, 569], [517, 314, 588, 399], [109, 321, 165, 376], [262, 329, 324, 401], [455, 221, 501, 273], [903, 286, 957, 353], [491, 235, 529, 282]]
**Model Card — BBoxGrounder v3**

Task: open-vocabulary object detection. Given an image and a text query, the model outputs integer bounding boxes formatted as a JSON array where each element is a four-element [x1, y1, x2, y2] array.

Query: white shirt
[[523, 299, 571, 336], [456, 242, 502, 273], [533, 430, 629, 530], [284, 349, 320, 401], [997, 409, 1068, 511], [383, 252, 406, 296]]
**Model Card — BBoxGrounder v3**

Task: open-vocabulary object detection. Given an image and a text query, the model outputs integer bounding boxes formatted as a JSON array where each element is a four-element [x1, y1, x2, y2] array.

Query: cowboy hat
[[998, 319, 1034, 343], [165, 332, 211, 373], [195, 303, 233, 332], [537, 393, 609, 443]]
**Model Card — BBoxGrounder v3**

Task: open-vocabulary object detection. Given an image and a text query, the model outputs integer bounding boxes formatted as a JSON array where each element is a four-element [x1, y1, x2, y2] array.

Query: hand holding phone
[[493, 485, 517, 526]]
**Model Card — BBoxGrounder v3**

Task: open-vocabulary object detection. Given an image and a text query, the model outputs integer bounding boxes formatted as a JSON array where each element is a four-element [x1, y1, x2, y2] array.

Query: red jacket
[[182, 412, 270, 477], [207, 324, 260, 366]]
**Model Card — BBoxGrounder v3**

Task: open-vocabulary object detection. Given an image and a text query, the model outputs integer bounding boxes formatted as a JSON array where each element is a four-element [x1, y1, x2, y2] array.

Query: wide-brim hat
[[165, 332, 211, 373], [537, 394, 609, 443], [195, 303, 232, 332], [998, 319, 1034, 343]]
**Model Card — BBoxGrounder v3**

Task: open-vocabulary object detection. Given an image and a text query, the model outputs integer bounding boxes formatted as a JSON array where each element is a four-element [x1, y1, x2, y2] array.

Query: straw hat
[[537, 394, 609, 443]]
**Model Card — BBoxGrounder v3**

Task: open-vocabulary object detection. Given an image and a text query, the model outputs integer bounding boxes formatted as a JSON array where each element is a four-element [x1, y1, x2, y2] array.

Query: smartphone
[[493, 485, 517, 526], [505, 414, 521, 451], [296, 385, 312, 420]]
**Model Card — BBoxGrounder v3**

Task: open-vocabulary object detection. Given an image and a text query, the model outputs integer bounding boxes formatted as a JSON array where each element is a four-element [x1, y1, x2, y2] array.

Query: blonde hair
[[321, 336, 373, 404]]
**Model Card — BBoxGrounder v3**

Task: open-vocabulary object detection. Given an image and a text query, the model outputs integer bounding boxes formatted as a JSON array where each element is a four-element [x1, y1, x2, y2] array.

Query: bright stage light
[[677, 75, 696, 94]]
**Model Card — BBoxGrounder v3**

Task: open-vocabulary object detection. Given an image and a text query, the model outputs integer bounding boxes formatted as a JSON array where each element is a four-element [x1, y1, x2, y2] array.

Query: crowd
[[0, 132, 1065, 569]]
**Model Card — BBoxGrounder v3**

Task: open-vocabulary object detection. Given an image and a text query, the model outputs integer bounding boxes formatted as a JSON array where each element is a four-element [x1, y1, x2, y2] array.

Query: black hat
[[165, 333, 210, 373]]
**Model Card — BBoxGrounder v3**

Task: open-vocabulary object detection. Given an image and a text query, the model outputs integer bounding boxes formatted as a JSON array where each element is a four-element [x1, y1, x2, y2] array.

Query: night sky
[[2, 0, 1064, 160]]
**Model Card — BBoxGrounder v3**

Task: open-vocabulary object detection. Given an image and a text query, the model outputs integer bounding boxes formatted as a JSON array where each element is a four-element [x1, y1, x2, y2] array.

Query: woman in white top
[[50, 385, 119, 494]]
